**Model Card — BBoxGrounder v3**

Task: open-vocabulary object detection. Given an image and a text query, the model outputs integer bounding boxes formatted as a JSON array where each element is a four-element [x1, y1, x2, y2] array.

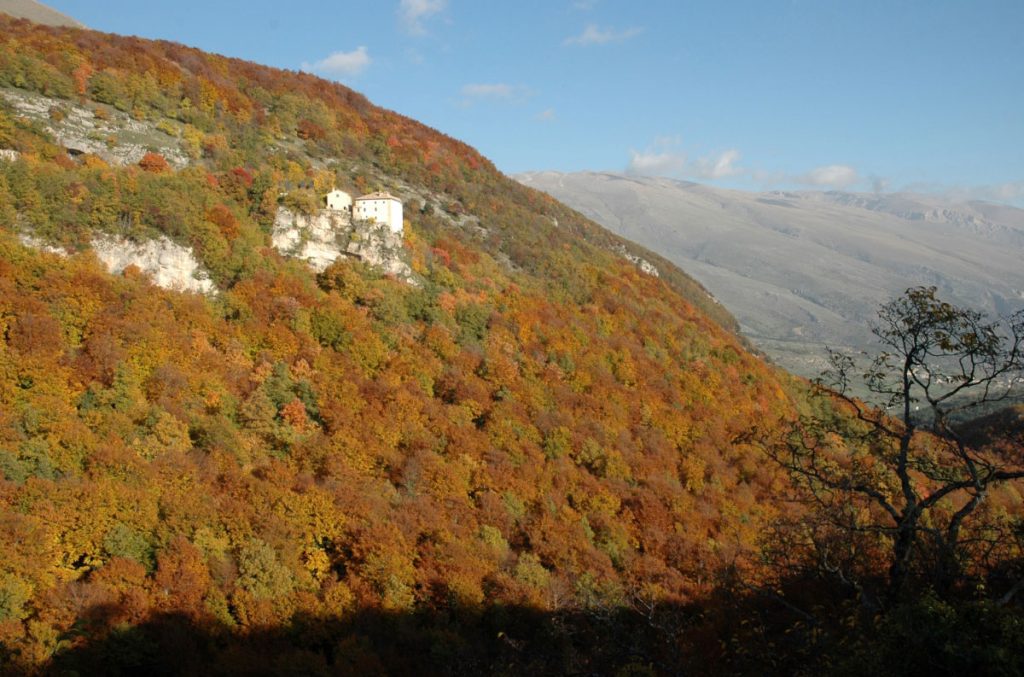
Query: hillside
[[1, 16, 1022, 676], [516, 171, 1024, 379], [0, 16, 806, 674], [0, 0, 82, 28]]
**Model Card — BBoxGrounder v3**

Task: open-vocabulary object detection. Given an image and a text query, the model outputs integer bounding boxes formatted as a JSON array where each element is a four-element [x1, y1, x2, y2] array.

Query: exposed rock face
[[0, 149, 20, 162], [18, 229, 215, 294], [0, 88, 189, 168], [18, 233, 66, 256], [272, 208, 352, 272], [91, 235, 215, 294], [272, 207, 413, 281], [344, 225, 414, 280], [613, 244, 660, 277]]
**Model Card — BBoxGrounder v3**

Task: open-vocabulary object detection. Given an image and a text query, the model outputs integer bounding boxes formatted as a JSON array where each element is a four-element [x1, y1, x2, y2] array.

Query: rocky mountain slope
[[0, 0, 82, 27], [516, 171, 1024, 378]]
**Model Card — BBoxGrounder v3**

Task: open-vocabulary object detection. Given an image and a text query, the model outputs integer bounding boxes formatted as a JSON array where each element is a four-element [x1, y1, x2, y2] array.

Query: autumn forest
[[0, 15, 1021, 675]]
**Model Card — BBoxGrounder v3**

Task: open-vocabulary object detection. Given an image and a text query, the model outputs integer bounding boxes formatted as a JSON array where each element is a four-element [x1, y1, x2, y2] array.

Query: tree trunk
[[888, 523, 915, 597], [934, 542, 962, 594]]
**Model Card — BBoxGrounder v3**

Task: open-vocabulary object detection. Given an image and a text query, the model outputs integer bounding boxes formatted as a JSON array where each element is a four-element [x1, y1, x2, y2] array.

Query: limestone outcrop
[[91, 235, 215, 294], [0, 88, 189, 168], [18, 230, 216, 294], [272, 207, 413, 281]]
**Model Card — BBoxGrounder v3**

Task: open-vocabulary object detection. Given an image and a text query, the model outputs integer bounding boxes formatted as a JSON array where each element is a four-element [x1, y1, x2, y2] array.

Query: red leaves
[[430, 247, 451, 268], [230, 166, 253, 187], [7, 311, 63, 358], [206, 204, 240, 239], [297, 119, 326, 141], [280, 398, 311, 432], [72, 62, 93, 96], [138, 151, 170, 173]]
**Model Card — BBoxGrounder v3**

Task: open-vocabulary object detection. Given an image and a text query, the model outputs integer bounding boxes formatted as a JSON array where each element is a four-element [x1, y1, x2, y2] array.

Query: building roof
[[327, 188, 350, 195], [355, 191, 401, 202]]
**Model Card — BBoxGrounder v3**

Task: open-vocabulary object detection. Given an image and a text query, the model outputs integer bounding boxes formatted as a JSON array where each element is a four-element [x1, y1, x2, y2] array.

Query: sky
[[44, 0, 1024, 204]]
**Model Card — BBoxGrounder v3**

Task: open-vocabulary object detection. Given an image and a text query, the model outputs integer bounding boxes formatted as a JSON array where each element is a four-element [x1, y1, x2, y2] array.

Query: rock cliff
[[272, 207, 413, 281], [91, 235, 215, 294]]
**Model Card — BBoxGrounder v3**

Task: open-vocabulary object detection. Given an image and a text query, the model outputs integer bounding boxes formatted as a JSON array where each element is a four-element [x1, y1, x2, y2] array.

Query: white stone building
[[353, 191, 404, 234], [325, 188, 352, 211]]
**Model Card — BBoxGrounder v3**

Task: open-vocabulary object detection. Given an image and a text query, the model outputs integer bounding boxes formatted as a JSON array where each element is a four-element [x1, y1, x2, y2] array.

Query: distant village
[[325, 188, 404, 235]]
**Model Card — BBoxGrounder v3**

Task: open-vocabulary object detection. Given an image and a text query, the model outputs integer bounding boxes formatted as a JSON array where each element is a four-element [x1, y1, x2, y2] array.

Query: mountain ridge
[[0, 0, 82, 27], [516, 170, 1024, 377]]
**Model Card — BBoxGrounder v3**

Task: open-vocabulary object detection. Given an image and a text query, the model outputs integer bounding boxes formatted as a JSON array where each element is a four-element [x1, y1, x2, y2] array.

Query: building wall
[[326, 190, 352, 211], [354, 199, 403, 234]]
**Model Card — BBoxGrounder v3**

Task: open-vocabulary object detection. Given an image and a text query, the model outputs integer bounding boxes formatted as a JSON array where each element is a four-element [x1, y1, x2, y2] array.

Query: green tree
[[236, 539, 295, 600]]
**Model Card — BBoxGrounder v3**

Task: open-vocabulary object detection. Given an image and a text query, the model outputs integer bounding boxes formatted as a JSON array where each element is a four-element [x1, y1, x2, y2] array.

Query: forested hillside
[[0, 16, 800, 673], [0, 15, 1020, 675]]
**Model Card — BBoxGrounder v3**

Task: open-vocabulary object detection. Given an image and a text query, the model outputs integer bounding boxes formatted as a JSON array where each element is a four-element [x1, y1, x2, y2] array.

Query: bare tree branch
[[761, 287, 1024, 598]]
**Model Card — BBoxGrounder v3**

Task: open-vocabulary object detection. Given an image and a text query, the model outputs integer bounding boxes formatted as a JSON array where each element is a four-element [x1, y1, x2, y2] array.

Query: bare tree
[[767, 286, 1024, 597]]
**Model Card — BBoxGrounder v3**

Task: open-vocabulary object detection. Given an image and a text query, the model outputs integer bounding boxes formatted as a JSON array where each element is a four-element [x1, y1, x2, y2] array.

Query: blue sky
[[47, 0, 1024, 203]]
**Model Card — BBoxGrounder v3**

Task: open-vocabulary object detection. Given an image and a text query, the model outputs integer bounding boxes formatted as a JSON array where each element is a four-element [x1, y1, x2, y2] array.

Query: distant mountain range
[[516, 171, 1024, 378], [0, 0, 82, 27]]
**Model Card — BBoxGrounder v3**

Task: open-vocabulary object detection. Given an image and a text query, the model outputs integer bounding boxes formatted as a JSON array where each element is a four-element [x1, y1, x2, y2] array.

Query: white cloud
[[564, 23, 643, 46], [399, 0, 446, 35], [627, 149, 687, 175], [627, 139, 743, 180], [536, 108, 557, 122], [626, 139, 875, 193], [462, 83, 516, 99], [460, 83, 534, 106], [302, 47, 371, 78], [691, 149, 743, 180], [799, 164, 860, 189]]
